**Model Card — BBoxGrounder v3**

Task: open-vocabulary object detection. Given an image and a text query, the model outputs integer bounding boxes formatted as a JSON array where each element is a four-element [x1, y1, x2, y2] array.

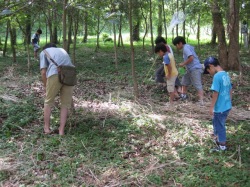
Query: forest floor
[[0, 42, 250, 187]]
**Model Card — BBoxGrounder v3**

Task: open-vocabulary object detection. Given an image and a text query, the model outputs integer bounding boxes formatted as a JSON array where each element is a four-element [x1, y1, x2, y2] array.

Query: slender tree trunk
[[3, 21, 9, 57], [67, 12, 73, 53], [129, 0, 139, 99], [211, 25, 217, 44], [95, 14, 100, 51], [52, 10, 58, 44], [73, 11, 79, 65], [176, 0, 179, 36], [211, 1, 228, 68], [83, 11, 88, 43], [197, 13, 201, 52], [182, 0, 186, 38], [162, 0, 167, 40], [25, 14, 31, 45], [9, 22, 17, 63], [118, 15, 124, 47], [149, 0, 154, 53], [133, 21, 140, 41], [157, 1, 162, 36], [140, 4, 148, 50], [227, 0, 240, 71], [113, 23, 118, 69], [62, 0, 68, 51]]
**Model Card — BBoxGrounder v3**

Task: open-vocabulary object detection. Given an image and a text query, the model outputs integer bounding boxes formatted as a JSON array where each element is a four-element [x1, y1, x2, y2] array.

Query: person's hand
[[209, 106, 214, 117], [179, 62, 185, 67], [166, 75, 170, 80]]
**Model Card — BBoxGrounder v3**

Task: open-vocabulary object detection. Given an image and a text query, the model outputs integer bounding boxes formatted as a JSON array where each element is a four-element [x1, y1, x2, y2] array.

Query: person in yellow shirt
[[155, 43, 178, 105]]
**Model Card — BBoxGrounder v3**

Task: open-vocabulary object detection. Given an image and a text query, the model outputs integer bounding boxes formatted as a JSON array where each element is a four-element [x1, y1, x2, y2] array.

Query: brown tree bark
[[62, 0, 68, 51], [211, 1, 228, 68], [129, 0, 139, 99], [157, 1, 162, 36], [227, 0, 240, 70]]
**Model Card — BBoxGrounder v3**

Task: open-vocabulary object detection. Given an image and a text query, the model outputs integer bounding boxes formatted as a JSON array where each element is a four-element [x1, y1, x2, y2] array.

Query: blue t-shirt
[[183, 44, 202, 72], [40, 48, 75, 78], [211, 71, 232, 113]]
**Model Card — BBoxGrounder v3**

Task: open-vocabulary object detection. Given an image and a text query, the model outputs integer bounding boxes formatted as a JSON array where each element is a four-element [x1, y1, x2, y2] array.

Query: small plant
[[102, 33, 113, 43]]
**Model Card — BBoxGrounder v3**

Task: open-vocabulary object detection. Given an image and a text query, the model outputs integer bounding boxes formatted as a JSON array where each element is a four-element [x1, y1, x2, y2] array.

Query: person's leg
[[180, 73, 190, 100], [60, 85, 74, 135], [190, 69, 204, 103], [59, 107, 68, 135], [44, 105, 51, 133], [215, 110, 230, 145], [44, 75, 62, 133], [167, 76, 176, 104], [155, 65, 165, 84]]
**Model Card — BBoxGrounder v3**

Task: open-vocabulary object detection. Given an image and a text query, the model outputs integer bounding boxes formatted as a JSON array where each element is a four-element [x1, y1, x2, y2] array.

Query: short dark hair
[[155, 43, 167, 53], [203, 56, 220, 74], [43, 43, 57, 50], [37, 29, 42, 34], [155, 36, 166, 45], [172, 36, 186, 45]]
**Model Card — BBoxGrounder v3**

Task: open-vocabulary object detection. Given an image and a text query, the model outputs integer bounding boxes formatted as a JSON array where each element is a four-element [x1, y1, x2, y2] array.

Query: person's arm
[[179, 55, 194, 67], [165, 64, 172, 80], [41, 68, 47, 88], [210, 91, 218, 116]]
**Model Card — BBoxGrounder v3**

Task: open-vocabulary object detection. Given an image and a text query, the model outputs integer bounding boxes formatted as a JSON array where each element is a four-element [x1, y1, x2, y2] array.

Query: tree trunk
[[149, 0, 154, 53], [95, 14, 100, 51], [197, 13, 201, 52], [9, 22, 17, 63], [157, 1, 162, 36], [176, 0, 179, 36], [73, 10, 79, 65], [83, 11, 88, 43], [118, 15, 124, 47], [227, 0, 240, 71], [129, 0, 139, 99], [25, 14, 31, 45], [162, 0, 168, 40], [3, 21, 9, 57], [113, 23, 118, 69], [52, 10, 58, 44], [62, 0, 68, 51], [182, 0, 186, 38], [133, 21, 140, 41], [211, 1, 228, 68], [67, 12, 73, 53], [211, 25, 217, 44]]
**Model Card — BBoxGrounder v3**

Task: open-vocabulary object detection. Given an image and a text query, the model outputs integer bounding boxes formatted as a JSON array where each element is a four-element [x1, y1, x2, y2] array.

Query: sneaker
[[210, 145, 227, 153], [179, 94, 188, 101]]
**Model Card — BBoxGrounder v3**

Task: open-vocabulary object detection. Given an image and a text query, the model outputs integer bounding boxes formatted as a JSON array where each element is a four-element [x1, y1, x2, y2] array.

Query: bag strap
[[43, 49, 59, 67]]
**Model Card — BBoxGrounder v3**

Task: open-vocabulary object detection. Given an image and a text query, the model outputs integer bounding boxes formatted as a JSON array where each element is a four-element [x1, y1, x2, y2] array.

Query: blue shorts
[[212, 109, 230, 143]]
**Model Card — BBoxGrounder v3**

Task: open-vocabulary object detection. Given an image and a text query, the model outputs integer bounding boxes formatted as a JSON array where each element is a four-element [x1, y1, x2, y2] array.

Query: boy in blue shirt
[[204, 57, 232, 152]]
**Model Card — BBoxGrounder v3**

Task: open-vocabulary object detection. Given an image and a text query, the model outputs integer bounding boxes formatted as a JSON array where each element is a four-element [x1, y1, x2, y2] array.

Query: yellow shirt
[[163, 53, 178, 77]]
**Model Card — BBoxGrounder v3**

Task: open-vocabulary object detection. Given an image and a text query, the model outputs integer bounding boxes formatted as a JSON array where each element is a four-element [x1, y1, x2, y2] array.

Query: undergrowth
[[0, 41, 249, 186]]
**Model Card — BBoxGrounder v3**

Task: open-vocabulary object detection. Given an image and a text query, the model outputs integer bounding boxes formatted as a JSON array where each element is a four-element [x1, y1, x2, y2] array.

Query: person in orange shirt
[[155, 43, 178, 105]]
